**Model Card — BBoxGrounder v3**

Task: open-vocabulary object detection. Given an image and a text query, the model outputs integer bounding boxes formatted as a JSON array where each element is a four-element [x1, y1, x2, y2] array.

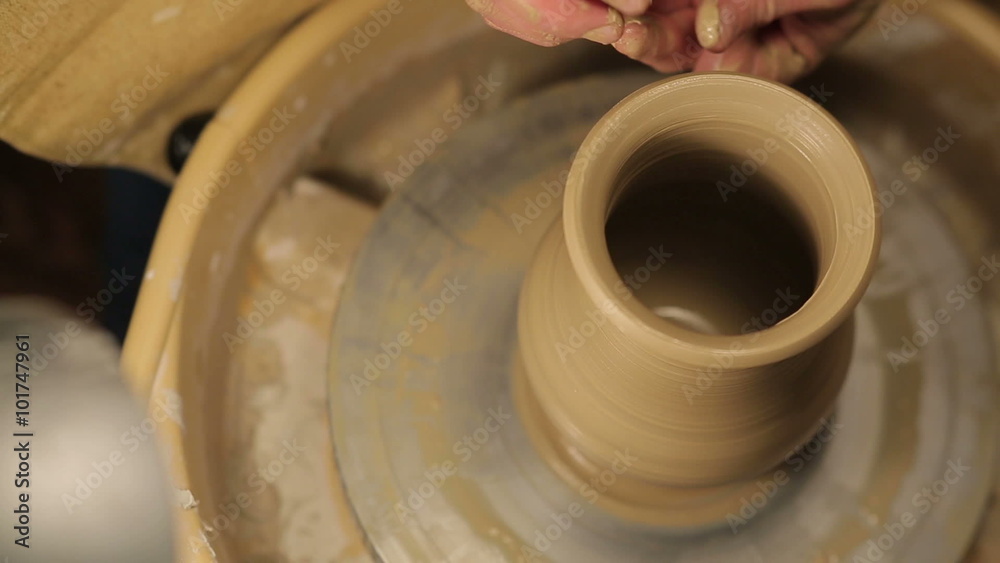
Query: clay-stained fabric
[[0, 0, 323, 180]]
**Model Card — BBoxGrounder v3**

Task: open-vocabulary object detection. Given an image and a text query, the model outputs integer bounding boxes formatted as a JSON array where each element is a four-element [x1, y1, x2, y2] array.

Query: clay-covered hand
[[464, 0, 877, 83]]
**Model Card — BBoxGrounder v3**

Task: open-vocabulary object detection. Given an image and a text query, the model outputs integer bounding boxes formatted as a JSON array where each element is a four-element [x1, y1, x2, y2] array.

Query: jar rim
[[562, 72, 880, 368]]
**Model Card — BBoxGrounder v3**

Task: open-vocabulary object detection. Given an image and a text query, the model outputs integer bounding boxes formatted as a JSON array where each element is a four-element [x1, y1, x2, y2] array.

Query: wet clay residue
[[224, 176, 375, 562]]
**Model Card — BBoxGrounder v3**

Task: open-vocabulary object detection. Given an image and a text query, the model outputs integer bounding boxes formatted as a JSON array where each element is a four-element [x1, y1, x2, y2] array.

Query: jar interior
[[605, 142, 819, 336]]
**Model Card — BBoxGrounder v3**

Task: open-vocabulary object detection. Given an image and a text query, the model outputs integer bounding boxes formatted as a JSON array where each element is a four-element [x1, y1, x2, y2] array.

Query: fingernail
[[583, 8, 624, 45], [584, 24, 622, 44], [696, 0, 721, 49], [613, 18, 649, 58]]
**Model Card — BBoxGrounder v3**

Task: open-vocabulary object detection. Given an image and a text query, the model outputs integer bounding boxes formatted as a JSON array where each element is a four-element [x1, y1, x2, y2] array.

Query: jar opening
[[604, 138, 820, 337], [564, 73, 879, 363]]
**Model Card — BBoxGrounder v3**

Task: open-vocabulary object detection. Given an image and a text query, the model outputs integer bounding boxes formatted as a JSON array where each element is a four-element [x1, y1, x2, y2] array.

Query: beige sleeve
[[0, 0, 323, 181]]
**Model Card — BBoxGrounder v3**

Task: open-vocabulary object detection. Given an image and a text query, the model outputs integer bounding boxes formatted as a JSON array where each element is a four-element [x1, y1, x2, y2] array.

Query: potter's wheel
[[135, 0, 1000, 560], [329, 55, 999, 563]]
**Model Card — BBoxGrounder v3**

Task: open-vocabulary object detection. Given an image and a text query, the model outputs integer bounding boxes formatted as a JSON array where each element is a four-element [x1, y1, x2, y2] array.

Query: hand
[[465, 0, 877, 83]]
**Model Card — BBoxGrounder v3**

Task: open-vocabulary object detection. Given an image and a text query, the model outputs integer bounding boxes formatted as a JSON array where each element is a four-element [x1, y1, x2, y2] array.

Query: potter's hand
[[683, 0, 876, 82], [465, 0, 876, 83]]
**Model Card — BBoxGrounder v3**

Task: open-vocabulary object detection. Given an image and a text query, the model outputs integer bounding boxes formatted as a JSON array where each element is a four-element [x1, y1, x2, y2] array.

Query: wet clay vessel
[[516, 73, 881, 526]]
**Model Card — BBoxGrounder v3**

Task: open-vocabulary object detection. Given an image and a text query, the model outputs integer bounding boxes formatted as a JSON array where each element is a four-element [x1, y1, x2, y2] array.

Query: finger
[[612, 9, 701, 73], [779, 0, 876, 62], [649, 0, 698, 13], [605, 0, 654, 17], [467, 0, 625, 46], [694, 0, 852, 51], [693, 27, 808, 83]]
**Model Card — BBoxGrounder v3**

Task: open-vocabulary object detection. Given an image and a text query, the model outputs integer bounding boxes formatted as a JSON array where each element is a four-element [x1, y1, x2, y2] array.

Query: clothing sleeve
[[0, 0, 323, 181]]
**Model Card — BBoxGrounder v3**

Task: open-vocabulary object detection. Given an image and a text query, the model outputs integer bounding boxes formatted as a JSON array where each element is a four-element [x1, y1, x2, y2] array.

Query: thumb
[[695, 0, 841, 52]]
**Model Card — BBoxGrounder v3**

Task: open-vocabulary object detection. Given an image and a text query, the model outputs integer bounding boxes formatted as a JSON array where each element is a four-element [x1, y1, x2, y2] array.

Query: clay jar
[[515, 73, 880, 526]]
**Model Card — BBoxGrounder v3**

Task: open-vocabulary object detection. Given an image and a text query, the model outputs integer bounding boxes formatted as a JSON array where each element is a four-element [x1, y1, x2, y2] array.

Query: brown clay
[[515, 72, 881, 526]]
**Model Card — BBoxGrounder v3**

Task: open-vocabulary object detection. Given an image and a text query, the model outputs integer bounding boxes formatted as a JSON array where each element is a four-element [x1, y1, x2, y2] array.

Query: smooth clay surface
[[516, 73, 881, 526]]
